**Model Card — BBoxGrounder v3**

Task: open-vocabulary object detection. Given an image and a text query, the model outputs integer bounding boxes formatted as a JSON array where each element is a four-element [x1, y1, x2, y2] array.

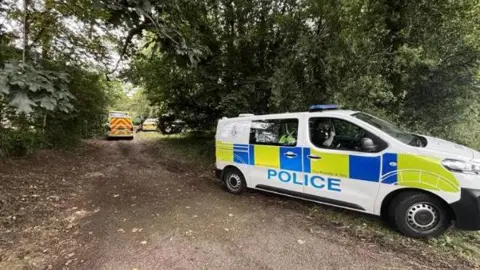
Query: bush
[[0, 130, 48, 157]]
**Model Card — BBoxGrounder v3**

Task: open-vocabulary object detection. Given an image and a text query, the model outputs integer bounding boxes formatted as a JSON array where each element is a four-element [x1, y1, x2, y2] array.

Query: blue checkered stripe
[[232, 144, 396, 183]]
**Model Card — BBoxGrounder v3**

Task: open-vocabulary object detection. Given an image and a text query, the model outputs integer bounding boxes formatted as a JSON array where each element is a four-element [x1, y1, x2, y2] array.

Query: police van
[[215, 105, 480, 238]]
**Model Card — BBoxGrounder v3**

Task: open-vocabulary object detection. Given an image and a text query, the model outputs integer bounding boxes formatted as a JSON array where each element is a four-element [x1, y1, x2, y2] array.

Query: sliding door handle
[[284, 151, 297, 158]]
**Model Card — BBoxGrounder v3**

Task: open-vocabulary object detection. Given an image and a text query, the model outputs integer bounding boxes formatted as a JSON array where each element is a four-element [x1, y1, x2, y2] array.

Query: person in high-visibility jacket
[[279, 130, 297, 145]]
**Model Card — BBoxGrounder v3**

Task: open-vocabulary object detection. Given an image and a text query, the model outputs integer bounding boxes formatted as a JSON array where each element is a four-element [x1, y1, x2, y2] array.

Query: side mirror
[[360, 137, 377, 152]]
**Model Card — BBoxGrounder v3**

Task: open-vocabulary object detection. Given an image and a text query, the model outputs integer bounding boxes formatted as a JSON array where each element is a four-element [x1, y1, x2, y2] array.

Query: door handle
[[284, 151, 297, 158], [307, 155, 321, 160]]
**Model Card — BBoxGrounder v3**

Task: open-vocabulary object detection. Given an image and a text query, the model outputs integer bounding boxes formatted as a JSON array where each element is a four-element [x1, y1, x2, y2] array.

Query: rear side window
[[250, 119, 299, 146]]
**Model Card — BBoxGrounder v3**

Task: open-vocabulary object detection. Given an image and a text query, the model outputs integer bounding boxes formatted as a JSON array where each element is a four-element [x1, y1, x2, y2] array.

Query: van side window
[[250, 119, 299, 146], [309, 117, 387, 152]]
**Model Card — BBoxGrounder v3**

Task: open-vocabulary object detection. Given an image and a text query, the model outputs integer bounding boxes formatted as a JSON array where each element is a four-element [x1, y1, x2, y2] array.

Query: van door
[[303, 116, 385, 212], [249, 118, 304, 195]]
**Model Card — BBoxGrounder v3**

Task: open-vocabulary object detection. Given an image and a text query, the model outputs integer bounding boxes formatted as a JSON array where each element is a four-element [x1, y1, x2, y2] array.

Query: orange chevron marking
[[109, 117, 133, 135]]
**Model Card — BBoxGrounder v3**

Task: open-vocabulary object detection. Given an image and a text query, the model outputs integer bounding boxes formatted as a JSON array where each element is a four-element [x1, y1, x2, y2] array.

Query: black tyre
[[223, 168, 246, 194], [389, 191, 450, 238]]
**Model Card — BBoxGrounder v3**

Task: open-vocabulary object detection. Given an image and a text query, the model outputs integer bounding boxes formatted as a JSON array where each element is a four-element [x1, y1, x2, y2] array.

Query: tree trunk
[[22, 0, 30, 66], [383, 0, 407, 97], [41, 0, 55, 59]]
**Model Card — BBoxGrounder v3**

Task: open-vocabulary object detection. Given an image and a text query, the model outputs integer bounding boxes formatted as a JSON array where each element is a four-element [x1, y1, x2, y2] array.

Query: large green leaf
[[9, 92, 37, 114], [28, 82, 42, 92], [0, 76, 9, 94], [0, 61, 74, 114], [10, 78, 26, 88], [38, 96, 58, 110]]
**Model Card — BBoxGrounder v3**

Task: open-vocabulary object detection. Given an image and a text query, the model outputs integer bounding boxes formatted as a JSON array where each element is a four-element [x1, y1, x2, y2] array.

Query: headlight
[[442, 159, 480, 174]]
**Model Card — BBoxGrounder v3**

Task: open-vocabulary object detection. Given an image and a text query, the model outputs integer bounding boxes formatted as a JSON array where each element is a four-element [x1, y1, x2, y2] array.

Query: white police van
[[215, 105, 480, 238]]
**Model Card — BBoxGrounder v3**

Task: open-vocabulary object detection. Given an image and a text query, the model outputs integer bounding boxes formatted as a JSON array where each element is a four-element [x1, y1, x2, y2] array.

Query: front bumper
[[142, 126, 157, 131], [450, 188, 480, 230], [107, 133, 134, 138]]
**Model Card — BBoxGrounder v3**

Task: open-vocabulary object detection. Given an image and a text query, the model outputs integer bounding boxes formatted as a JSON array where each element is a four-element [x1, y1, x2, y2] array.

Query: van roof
[[221, 109, 358, 121]]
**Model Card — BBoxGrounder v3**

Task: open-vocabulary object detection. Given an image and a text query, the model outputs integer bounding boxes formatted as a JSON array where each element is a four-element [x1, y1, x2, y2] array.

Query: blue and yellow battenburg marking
[[216, 142, 460, 193]]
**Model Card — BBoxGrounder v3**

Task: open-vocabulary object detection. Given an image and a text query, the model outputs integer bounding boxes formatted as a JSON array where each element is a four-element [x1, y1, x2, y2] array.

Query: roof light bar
[[309, 104, 339, 112]]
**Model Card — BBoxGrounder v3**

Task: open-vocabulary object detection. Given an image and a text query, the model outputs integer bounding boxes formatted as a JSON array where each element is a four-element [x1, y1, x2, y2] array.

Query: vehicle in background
[[159, 113, 185, 134], [215, 104, 480, 238], [139, 118, 159, 132], [106, 111, 134, 140]]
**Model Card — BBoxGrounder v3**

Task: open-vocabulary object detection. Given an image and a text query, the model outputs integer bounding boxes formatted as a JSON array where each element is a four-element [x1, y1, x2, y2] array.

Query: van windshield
[[352, 112, 419, 146]]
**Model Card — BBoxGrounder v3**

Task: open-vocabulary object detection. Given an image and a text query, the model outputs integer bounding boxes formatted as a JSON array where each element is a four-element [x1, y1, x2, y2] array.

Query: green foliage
[[0, 62, 110, 155], [0, 130, 47, 157], [108, 82, 156, 121], [1, 0, 480, 155], [43, 66, 111, 147], [0, 0, 117, 156], [100, 0, 209, 68], [130, 0, 480, 147], [0, 61, 73, 114]]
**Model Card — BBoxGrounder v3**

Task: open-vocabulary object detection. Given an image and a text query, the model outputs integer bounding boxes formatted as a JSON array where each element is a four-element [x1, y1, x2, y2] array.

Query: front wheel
[[389, 191, 450, 238], [223, 168, 246, 194]]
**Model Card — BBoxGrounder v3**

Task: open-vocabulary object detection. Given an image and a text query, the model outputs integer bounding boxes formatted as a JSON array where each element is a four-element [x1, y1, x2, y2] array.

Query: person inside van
[[279, 123, 297, 146], [311, 119, 336, 148]]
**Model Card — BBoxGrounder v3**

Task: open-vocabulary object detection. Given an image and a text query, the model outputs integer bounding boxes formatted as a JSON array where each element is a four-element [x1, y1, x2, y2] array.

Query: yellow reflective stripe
[[254, 145, 280, 168], [216, 141, 233, 162], [310, 149, 349, 178], [397, 154, 459, 192]]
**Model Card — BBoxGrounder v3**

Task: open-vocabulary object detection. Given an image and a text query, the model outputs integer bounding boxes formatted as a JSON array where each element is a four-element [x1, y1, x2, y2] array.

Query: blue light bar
[[309, 104, 339, 112]]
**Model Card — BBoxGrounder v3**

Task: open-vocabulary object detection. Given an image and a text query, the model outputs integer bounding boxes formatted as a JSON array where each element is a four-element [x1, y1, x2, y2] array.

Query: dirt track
[[0, 136, 473, 269]]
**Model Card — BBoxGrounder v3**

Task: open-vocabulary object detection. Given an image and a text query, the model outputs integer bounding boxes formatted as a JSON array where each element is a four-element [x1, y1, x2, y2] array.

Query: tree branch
[[109, 21, 152, 75]]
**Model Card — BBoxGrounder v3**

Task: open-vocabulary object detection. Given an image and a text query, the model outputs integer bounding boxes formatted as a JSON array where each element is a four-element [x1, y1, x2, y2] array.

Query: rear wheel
[[223, 168, 246, 194], [389, 191, 450, 238]]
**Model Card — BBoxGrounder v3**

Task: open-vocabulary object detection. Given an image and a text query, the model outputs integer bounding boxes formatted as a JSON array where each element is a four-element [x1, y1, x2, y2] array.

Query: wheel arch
[[221, 165, 245, 181], [380, 188, 456, 223]]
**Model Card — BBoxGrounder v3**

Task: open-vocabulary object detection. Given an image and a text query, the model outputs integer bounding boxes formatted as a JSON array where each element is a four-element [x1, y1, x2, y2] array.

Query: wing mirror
[[360, 137, 377, 152]]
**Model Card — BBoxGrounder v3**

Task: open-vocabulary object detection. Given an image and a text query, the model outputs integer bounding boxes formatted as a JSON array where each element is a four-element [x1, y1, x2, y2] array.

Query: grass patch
[[144, 132, 480, 266], [305, 204, 480, 267], [138, 132, 215, 171]]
